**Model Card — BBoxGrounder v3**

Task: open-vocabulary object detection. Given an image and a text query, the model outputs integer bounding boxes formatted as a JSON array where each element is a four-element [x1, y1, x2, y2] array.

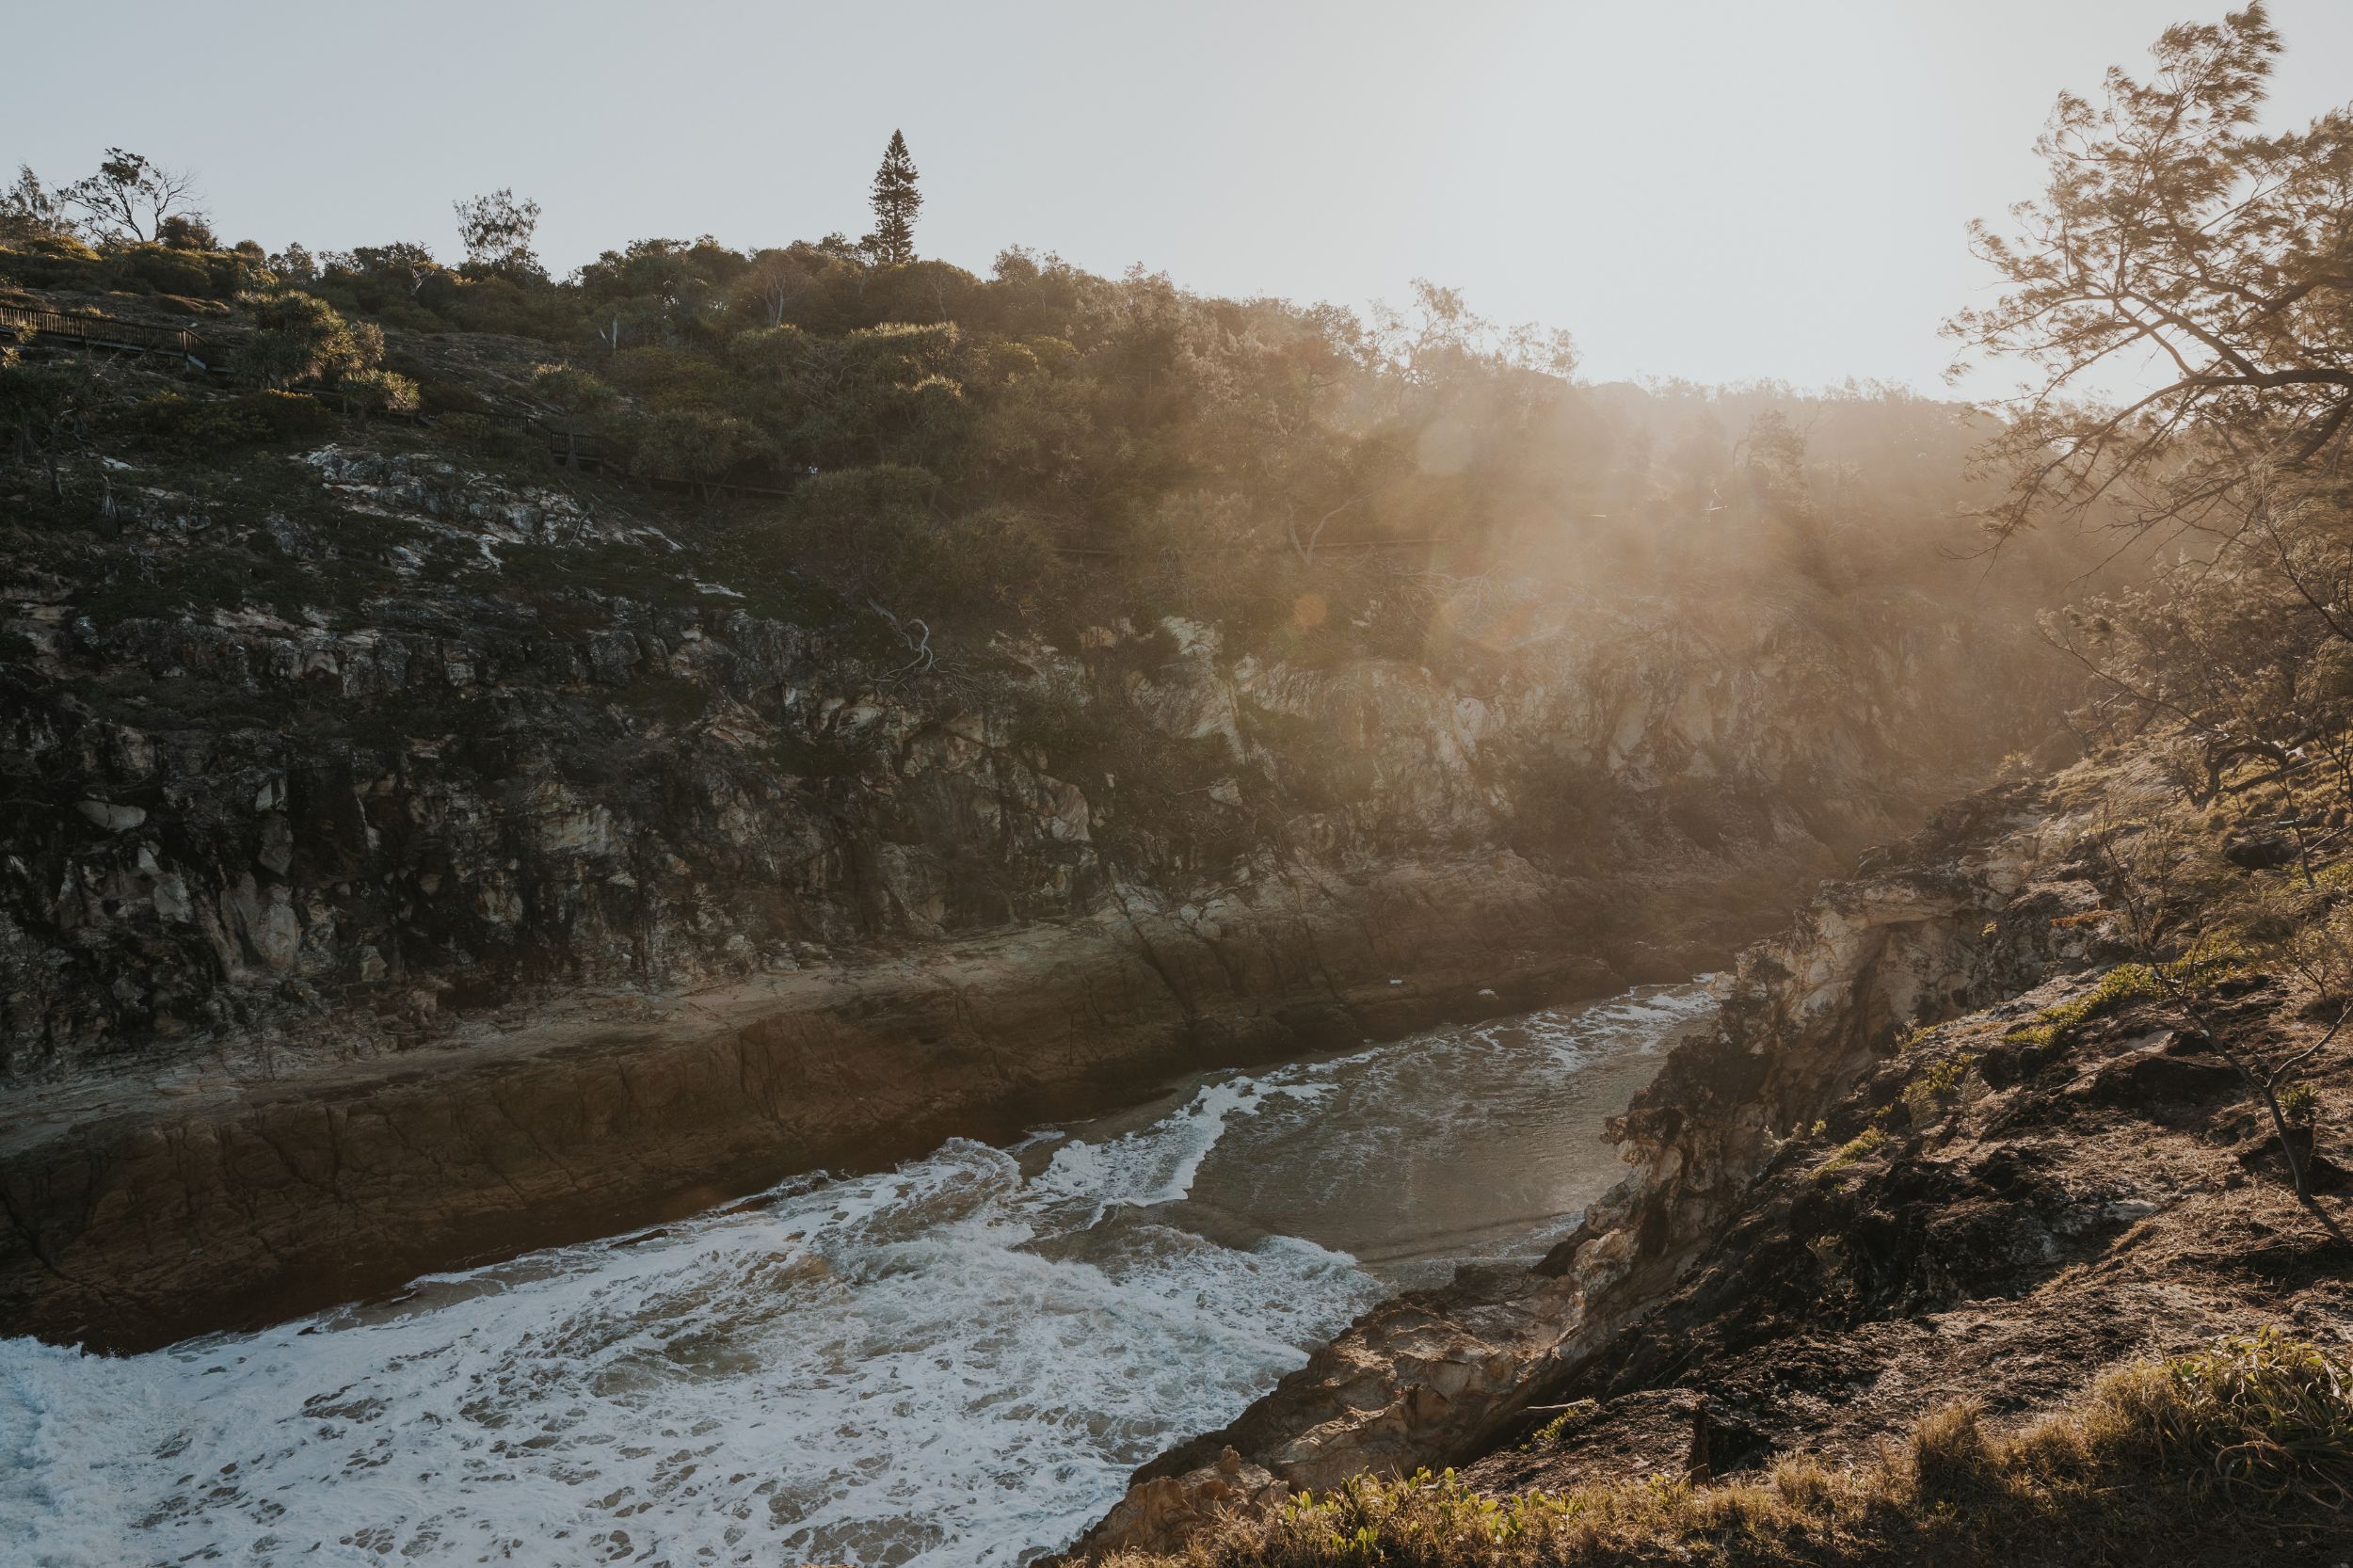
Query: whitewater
[[0, 982, 1715, 1567]]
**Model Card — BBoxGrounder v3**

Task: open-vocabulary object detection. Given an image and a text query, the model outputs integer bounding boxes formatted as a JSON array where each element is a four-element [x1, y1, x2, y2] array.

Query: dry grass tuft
[[1096, 1332, 2353, 1567]]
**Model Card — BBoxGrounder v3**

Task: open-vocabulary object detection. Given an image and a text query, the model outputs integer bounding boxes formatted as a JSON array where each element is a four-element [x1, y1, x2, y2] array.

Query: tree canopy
[[1947, 1, 2352, 546], [865, 130, 921, 266]]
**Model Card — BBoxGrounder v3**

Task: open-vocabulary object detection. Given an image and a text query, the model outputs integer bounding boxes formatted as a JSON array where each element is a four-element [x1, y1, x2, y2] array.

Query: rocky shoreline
[[3, 851, 1723, 1352], [1068, 781, 2076, 1556]]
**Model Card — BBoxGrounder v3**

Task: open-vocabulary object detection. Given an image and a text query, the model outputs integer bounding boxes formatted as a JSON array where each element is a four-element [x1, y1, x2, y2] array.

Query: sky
[[8, 1, 2350, 392]]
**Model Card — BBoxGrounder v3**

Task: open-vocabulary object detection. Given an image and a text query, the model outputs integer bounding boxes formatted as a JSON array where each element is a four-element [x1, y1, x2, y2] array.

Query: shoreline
[[4, 852, 1728, 1353]]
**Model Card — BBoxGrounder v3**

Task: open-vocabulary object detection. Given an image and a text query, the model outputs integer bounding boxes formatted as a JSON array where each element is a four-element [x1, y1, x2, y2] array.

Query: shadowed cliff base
[[1065, 728, 2353, 1562], [4, 849, 1768, 1352], [1087, 1333, 2353, 1567]]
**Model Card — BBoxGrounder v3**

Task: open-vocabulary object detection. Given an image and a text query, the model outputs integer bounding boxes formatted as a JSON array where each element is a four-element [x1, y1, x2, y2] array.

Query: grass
[[1815, 1126, 1886, 1180], [1524, 1401, 1602, 1450], [1098, 1332, 2353, 1567], [2005, 942, 2257, 1050], [1899, 1053, 1977, 1128], [2004, 962, 2167, 1049]]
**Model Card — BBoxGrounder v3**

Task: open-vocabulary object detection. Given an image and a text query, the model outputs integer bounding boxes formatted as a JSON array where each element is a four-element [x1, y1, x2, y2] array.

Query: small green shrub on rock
[[117, 390, 335, 456], [1101, 1333, 2353, 1567]]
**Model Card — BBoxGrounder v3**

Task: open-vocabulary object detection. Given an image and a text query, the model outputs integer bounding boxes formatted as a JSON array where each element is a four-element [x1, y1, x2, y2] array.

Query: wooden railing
[[0, 303, 221, 370]]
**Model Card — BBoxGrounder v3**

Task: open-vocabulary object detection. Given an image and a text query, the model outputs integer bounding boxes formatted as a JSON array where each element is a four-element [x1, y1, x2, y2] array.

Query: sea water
[[0, 982, 1714, 1567]]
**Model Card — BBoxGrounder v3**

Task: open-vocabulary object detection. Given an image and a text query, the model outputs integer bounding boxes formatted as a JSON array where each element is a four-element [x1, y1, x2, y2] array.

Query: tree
[[454, 188, 543, 277], [864, 130, 921, 265], [1946, 3, 2352, 547], [1959, 7, 2353, 1250], [157, 212, 218, 251], [0, 349, 106, 501], [1955, 5, 2353, 799], [237, 291, 381, 388], [0, 166, 73, 244], [744, 248, 817, 327], [331, 241, 443, 300], [59, 149, 203, 245], [268, 242, 318, 286]]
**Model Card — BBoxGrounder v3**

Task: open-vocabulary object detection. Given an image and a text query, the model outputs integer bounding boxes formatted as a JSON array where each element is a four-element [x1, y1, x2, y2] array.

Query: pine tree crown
[[866, 130, 921, 265]]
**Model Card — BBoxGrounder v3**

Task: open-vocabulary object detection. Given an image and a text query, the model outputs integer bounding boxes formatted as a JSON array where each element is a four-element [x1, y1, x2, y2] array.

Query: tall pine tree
[[863, 130, 921, 265]]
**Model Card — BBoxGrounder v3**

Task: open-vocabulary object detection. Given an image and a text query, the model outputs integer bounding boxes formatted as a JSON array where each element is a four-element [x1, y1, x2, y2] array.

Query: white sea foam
[[0, 980, 1716, 1567], [1036, 1074, 1334, 1211]]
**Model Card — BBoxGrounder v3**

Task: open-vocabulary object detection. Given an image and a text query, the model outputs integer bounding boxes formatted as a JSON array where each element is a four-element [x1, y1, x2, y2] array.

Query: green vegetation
[[2004, 964, 2169, 1050], [2, 141, 2101, 665], [1899, 1053, 1977, 1127], [1523, 1400, 1601, 1449], [1106, 1333, 2353, 1567], [1815, 1127, 1886, 1180], [864, 130, 922, 265], [113, 389, 335, 457], [238, 289, 382, 389]]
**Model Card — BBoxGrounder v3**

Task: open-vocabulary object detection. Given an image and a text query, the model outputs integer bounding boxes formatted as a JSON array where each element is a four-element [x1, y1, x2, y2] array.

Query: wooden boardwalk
[[0, 302, 227, 374]]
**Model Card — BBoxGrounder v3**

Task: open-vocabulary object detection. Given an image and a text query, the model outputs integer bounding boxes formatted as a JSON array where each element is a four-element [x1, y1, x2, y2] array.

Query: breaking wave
[[0, 981, 1713, 1566]]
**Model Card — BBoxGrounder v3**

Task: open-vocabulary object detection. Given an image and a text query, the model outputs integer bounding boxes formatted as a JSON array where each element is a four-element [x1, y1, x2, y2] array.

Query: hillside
[[1070, 738, 2353, 1565], [0, 258, 2082, 1345]]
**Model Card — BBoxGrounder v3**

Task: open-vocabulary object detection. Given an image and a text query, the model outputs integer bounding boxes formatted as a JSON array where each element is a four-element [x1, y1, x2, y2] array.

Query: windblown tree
[[1948, 4, 2353, 781], [1946, 2, 2351, 547], [454, 187, 544, 278], [1956, 4, 2353, 1236], [864, 130, 922, 265], [57, 148, 204, 245]]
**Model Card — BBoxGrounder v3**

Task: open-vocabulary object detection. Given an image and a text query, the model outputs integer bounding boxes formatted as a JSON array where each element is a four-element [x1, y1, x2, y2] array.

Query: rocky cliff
[[1, 317, 2060, 1349], [1068, 747, 2353, 1560]]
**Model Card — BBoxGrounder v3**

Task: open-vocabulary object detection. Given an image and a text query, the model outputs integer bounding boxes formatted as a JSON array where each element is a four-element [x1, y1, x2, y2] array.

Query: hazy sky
[[9, 1, 2350, 391]]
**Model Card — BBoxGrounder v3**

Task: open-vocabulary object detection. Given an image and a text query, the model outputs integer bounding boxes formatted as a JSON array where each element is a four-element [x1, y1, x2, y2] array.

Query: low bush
[[0, 235, 104, 288], [103, 242, 259, 298], [1103, 1332, 2353, 1567], [115, 390, 336, 456], [437, 411, 536, 461], [1815, 1126, 1886, 1179]]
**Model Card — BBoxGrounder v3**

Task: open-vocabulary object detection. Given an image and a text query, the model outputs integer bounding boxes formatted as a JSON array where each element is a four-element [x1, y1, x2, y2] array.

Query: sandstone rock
[[1062, 1448, 1286, 1561], [1074, 779, 2086, 1547], [73, 800, 146, 832]]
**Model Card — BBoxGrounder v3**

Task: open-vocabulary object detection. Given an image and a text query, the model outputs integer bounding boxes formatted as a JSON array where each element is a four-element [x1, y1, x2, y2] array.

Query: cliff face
[[0, 438, 2035, 1081], [1, 854, 1610, 1351], [1067, 780, 2099, 1555], [1073, 737, 2353, 1560], [1, 323, 2060, 1352]]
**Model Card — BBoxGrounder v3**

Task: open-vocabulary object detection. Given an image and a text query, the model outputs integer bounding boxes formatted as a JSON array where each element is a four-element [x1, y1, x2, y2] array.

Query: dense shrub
[[0, 236, 104, 288], [340, 367, 421, 418], [1105, 1334, 2353, 1568], [762, 465, 1070, 626], [437, 411, 536, 460], [626, 406, 766, 484], [236, 290, 380, 388], [0, 240, 263, 298], [116, 390, 336, 456]]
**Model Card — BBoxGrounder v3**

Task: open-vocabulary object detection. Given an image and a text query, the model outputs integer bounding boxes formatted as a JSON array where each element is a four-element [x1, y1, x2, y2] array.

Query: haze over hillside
[[3, 5, 2352, 1567], [13, 0, 2353, 388]]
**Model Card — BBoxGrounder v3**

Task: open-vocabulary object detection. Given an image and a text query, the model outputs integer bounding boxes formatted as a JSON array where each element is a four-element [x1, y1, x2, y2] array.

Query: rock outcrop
[[1, 346, 2062, 1355], [5, 852, 1639, 1352], [1, 434, 2047, 1081], [1067, 782, 2095, 1554]]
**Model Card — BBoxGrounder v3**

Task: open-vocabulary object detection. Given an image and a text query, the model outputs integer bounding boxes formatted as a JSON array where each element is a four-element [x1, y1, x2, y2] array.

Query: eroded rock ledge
[[1067, 782, 2088, 1558], [3, 852, 1697, 1352]]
